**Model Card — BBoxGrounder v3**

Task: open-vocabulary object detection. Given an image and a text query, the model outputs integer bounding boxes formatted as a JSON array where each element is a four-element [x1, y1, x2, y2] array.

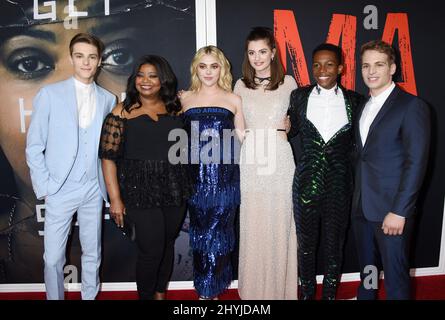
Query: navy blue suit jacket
[[352, 85, 430, 222]]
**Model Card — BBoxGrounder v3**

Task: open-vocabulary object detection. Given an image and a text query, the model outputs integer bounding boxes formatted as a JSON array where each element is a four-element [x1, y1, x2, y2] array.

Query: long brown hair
[[241, 27, 285, 90]]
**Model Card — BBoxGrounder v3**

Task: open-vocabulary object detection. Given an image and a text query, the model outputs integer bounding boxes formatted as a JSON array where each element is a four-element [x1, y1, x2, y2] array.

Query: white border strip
[[195, 0, 207, 50], [195, 0, 217, 50], [205, 0, 217, 46]]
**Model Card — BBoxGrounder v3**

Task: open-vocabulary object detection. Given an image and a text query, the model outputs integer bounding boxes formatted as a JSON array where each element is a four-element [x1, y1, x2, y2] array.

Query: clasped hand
[[382, 212, 405, 236], [110, 200, 126, 228]]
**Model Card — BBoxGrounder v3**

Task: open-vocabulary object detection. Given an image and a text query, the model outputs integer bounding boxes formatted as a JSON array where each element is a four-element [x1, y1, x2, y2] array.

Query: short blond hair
[[189, 45, 233, 92]]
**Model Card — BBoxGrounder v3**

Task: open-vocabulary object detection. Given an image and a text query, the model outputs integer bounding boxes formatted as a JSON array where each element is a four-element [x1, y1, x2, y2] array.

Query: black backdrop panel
[[217, 0, 444, 273]]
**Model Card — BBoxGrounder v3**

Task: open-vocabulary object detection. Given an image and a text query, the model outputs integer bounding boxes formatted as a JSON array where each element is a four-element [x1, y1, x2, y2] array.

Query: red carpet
[[1, 275, 444, 300]]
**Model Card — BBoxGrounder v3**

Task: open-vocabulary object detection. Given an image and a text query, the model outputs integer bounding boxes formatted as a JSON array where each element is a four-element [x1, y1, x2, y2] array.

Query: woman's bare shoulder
[[180, 90, 198, 110], [222, 91, 242, 114], [226, 91, 242, 106], [111, 102, 125, 117], [180, 90, 194, 101]]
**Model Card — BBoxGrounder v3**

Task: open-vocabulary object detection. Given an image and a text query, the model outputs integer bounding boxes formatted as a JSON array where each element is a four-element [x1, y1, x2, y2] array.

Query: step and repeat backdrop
[[0, 0, 197, 285], [0, 0, 443, 288], [218, 0, 444, 276]]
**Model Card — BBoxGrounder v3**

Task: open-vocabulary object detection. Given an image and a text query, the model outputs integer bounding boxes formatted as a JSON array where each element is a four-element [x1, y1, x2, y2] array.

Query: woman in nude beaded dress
[[234, 27, 298, 299]]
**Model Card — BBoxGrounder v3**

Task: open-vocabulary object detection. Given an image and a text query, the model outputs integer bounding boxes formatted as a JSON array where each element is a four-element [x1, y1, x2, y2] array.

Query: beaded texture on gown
[[183, 107, 240, 299], [234, 75, 298, 300]]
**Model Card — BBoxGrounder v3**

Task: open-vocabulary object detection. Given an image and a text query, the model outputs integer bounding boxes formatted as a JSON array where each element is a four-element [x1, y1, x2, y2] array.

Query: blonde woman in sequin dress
[[181, 46, 245, 300], [234, 27, 298, 300]]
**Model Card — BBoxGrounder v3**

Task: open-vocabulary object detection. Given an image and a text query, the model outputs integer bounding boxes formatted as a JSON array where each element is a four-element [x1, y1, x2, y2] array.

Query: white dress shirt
[[306, 84, 348, 143], [359, 82, 395, 146], [74, 77, 96, 129]]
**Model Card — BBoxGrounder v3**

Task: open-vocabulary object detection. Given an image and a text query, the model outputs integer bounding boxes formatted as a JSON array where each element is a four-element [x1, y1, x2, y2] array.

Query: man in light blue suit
[[26, 33, 116, 300]]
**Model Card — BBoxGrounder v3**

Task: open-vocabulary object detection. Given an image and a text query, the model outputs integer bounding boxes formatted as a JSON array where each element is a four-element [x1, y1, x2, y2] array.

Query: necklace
[[254, 76, 271, 83]]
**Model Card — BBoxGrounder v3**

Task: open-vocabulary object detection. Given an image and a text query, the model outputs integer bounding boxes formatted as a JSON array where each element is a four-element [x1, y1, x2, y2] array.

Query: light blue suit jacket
[[26, 77, 116, 201]]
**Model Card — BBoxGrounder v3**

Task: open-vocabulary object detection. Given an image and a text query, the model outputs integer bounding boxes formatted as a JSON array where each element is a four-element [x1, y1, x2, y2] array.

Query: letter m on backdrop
[[326, 14, 357, 90], [274, 10, 310, 87], [274, 10, 357, 90], [274, 10, 416, 94], [382, 13, 417, 95]]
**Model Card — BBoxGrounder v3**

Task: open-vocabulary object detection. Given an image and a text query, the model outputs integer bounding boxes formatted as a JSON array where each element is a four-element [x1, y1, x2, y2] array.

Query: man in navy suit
[[26, 33, 116, 299], [352, 40, 430, 300]]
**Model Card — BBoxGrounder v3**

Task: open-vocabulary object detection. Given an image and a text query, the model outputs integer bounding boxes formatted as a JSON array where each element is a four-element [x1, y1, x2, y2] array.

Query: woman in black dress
[[99, 55, 192, 300]]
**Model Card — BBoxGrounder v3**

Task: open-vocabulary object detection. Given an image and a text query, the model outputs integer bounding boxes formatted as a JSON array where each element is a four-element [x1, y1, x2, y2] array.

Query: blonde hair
[[189, 45, 233, 92]]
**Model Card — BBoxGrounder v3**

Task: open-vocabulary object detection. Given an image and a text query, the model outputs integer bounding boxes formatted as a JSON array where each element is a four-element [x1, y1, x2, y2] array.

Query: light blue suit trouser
[[43, 176, 103, 300]]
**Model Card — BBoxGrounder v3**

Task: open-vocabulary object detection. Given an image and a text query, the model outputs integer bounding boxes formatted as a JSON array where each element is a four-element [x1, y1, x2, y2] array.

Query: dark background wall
[[217, 0, 444, 273]]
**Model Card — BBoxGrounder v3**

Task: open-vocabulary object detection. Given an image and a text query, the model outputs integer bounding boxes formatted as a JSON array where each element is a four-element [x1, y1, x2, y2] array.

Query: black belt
[[245, 129, 286, 132]]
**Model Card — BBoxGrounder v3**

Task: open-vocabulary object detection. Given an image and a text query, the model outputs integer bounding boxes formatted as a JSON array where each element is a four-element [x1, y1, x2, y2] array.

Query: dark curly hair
[[312, 43, 343, 65], [122, 55, 181, 114]]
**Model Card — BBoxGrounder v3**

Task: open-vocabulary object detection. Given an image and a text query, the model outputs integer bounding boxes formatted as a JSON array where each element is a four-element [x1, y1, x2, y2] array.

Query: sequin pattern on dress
[[183, 107, 240, 299]]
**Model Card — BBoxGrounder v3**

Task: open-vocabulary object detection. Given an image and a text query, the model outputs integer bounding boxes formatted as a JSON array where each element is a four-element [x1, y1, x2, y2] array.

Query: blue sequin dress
[[183, 107, 240, 298]]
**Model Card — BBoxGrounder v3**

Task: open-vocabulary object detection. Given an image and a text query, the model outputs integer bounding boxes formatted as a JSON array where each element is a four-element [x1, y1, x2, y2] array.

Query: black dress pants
[[352, 204, 414, 300], [293, 175, 351, 300], [127, 204, 186, 300]]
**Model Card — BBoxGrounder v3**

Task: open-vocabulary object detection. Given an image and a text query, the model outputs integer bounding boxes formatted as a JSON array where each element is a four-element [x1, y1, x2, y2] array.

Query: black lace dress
[[99, 113, 192, 209]]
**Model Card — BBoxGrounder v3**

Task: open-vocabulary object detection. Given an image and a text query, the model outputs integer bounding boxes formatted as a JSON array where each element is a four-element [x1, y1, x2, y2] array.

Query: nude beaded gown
[[234, 75, 298, 300]]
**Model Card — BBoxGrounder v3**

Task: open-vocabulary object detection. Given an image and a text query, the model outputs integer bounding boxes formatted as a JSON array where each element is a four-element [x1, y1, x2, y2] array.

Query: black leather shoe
[[300, 293, 315, 300]]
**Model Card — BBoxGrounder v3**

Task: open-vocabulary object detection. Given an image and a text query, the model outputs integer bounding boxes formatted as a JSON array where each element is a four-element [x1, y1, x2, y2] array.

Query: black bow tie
[[316, 84, 339, 95], [255, 76, 271, 83]]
